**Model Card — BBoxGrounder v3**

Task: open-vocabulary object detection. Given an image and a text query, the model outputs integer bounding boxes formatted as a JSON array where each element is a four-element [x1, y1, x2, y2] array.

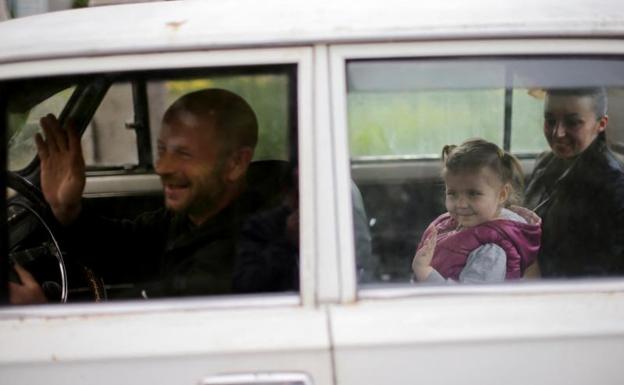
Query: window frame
[[328, 38, 624, 303], [0, 46, 318, 315]]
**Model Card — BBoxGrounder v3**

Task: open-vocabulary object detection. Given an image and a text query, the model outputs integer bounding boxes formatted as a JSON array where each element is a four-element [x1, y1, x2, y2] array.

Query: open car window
[[349, 57, 624, 285]]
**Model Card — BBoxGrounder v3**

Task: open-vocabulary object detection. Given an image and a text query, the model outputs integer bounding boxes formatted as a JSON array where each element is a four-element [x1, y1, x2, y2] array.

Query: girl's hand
[[412, 228, 437, 281]]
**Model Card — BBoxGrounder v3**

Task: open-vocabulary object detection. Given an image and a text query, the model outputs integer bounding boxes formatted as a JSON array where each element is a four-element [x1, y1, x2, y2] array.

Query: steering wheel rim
[[7, 171, 68, 303]]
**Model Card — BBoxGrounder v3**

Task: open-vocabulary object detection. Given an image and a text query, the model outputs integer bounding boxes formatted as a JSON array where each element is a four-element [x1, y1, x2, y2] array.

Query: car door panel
[[0, 299, 333, 385], [330, 290, 624, 385]]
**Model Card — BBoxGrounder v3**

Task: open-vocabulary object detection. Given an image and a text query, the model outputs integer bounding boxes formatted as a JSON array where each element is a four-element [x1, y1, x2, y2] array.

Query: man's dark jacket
[[525, 134, 624, 276], [64, 161, 291, 299], [67, 200, 247, 299]]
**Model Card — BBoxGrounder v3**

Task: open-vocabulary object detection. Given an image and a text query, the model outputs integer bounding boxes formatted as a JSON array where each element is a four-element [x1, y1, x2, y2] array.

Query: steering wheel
[[6, 171, 105, 302]]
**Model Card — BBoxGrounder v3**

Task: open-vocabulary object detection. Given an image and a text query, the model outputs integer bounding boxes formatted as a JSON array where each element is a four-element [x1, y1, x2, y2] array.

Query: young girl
[[412, 139, 541, 284]]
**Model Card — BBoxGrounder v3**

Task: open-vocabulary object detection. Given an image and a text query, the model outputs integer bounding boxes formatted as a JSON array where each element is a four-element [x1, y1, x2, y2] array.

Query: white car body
[[1, 1, 624, 384]]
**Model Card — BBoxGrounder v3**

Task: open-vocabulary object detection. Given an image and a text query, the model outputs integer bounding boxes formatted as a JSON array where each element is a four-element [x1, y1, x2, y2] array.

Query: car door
[[0, 46, 336, 385], [327, 39, 624, 385]]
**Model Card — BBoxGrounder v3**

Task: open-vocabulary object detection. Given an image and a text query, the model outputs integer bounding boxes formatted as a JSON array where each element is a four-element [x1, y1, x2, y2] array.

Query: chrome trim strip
[[0, 293, 301, 319], [358, 278, 624, 300], [83, 174, 161, 196]]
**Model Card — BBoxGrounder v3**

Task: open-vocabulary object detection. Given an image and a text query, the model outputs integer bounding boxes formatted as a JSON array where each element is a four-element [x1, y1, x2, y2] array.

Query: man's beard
[[184, 173, 226, 218], [162, 163, 227, 219]]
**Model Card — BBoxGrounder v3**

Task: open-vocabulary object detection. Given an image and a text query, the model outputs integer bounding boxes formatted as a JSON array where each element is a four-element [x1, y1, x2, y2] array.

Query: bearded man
[[11, 89, 258, 301]]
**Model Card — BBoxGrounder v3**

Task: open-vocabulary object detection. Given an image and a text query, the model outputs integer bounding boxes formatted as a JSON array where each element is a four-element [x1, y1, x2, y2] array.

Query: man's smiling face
[[155, 111, 227, 221]]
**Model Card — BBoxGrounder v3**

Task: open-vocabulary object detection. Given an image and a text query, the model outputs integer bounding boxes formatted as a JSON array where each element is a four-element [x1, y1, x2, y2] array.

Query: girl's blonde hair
[[441, 138, 524, 207]]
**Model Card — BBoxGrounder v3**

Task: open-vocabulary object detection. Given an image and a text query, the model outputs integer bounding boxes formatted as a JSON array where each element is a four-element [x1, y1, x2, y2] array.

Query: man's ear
[[224, 146, 254, 182]]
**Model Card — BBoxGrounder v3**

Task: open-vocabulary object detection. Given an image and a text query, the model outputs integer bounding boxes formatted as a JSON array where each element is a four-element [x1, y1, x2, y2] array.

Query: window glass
[[349, 57, 624, 286], [5, 65, 298, 304], [7, 85, 76, 171], [83, 83, 138, 169], [510, 89, 547, 154], [81, 74, 292, 171], [149, 74, 290, 162]]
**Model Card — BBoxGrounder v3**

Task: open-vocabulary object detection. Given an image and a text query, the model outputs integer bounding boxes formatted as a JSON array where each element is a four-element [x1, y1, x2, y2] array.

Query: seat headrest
[[245, 160, 294, 211]]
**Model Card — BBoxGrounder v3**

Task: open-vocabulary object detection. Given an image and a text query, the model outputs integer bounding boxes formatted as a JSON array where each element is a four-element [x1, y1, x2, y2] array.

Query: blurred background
[[0, 0, 166, 20]]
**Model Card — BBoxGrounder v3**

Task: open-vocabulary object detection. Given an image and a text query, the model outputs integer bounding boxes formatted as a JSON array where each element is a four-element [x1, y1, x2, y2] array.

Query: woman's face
[[543, 94, 608, 159]]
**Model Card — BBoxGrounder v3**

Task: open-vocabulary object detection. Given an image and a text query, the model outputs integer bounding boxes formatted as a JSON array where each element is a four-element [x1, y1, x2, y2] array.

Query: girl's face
[[444, 167, 509, 228]]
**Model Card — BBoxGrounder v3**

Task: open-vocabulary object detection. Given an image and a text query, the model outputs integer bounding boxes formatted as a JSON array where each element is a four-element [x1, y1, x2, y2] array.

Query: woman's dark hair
[[545, 87, 608, 118], [441, 138, 524, 206]]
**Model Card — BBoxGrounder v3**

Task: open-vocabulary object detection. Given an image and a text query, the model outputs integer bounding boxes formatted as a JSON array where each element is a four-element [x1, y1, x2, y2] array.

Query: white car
[[2, 1, 624, 384]]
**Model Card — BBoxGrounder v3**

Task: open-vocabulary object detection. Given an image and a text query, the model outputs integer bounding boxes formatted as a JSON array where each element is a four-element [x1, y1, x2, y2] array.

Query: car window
[[349, 57, 624, 286], [4, 65, 299, 303]]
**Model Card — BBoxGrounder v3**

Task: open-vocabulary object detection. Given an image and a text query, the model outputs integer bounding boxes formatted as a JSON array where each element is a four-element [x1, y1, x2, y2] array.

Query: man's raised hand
[[34, 114, 85, 225]]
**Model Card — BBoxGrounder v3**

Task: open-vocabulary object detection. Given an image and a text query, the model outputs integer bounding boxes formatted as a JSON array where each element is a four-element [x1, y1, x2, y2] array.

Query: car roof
[[0, 0, 623, 65]]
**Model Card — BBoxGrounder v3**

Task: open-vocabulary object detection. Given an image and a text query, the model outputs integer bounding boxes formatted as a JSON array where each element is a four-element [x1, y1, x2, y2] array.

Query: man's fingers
[[56, 128, 69, 152], [9, 266, 47, 305], [40, 114, 59, 153], [49, 114, 69, 152], [8, 282, 35, 305], [38, 114, 81, 158], [66, 120, 82, 154], [34, 133, 49, 161], [40, 114, 70, 153], [13, 264, 37, 287]]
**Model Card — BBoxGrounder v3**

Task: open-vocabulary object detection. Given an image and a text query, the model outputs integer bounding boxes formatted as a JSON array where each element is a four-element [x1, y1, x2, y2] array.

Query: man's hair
[[546, 87, 608, 118], [163, 88, 258, 154]]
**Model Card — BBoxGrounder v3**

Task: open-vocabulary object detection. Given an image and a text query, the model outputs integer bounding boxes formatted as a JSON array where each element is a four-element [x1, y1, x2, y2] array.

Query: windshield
[[8, 83, 76, 171]]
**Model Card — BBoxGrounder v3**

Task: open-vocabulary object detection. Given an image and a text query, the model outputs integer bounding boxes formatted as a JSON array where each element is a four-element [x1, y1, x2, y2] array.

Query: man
[[11, 88, 259, 300], [525, 88, 624, 277]]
